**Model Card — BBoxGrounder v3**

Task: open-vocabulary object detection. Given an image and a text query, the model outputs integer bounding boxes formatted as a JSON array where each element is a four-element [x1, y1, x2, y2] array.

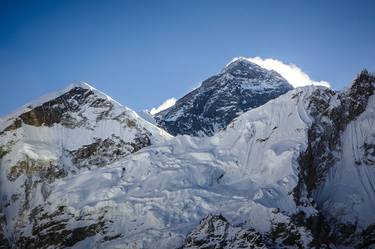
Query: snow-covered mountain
[[154, 57, 293, 136], [0, 82, 171, 248], [1, 70, 373, 249]]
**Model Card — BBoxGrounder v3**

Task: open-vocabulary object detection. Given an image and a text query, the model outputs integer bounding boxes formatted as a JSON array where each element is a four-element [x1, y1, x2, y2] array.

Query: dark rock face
[[295, 70, 374, 199], [0, 141, 13, 159], [1, 87, 96, 134], [155, 58, 293, 136], [7, 156, 66, 182], [68, 133, 151, 169], [0, 85, 134, 136], [16, 206, 107, 249], [293, 70, 375, 247], [0, 212, 9, 249], [180, 215, 267, 249], [180, 214, 318, 249], [362, 142, 375, 165]]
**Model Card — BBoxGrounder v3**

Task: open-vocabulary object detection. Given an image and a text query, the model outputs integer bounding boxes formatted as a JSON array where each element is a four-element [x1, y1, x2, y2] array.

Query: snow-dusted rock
[[0, 82, 170, 247], [155, 58, 293, 136], [180, 214, 267, 249]]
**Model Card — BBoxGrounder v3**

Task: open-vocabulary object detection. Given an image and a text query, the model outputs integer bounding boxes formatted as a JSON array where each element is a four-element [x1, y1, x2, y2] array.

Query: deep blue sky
[[1, 0, 374, 116]]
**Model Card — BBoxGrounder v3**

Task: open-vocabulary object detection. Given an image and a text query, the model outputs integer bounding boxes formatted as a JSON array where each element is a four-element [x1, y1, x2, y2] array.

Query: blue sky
[[0, 0, 374, 116]]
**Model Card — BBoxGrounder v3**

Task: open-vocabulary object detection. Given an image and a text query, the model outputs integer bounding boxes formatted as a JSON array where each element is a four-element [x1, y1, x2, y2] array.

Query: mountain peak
[[155, 57, 293, 136], [64, 81, 95, 91], [60, 81, 122, 106], [225, 56, 253, 65], [347, 69, 375, 94], [221, 57, 286, 83], [222, 57, 261, 72], [0, 82, 122, 125]]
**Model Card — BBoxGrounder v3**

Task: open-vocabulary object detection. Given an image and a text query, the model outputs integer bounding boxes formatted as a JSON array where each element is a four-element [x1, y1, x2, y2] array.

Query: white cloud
[[150, 98, 177, 115], [245, 56, 330, 88]]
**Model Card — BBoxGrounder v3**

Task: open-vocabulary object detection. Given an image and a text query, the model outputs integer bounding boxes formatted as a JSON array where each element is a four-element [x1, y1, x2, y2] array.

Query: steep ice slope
[[155, 57, 293, 136], [15, 86, 319, 248], [317, 95, 375, 225], [314, 94, 375, 246], [0, 82, 171, 247]]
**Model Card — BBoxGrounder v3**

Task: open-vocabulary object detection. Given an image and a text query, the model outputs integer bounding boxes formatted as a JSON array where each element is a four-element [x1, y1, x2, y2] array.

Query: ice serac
[[154, 57, 293, 136], [0, 82, 170, 247]]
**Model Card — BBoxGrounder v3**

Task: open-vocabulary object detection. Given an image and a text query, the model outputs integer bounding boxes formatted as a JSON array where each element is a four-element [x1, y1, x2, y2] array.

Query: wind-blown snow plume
[[236, 57, 331, 88], [150, 98, 177, 115]]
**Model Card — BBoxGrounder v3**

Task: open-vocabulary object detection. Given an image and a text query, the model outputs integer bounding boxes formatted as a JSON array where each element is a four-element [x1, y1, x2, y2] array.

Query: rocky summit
[[154, 57, 293, 136]]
